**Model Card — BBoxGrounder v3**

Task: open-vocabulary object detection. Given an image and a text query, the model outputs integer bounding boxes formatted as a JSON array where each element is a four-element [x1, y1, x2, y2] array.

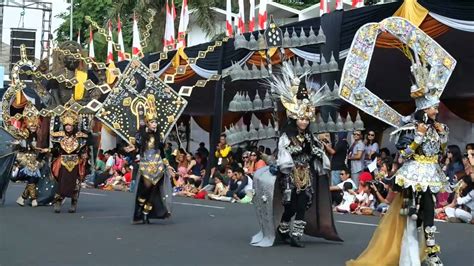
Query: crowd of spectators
[[81, 129, 474, 224]]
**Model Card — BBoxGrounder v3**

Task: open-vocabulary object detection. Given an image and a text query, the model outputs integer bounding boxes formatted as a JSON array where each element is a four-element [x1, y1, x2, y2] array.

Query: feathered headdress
[[267, 61, 337, 121]]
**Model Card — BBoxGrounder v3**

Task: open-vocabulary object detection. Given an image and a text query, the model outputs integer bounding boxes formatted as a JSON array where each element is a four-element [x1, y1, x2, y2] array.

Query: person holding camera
[[443, 174, 474, 223]]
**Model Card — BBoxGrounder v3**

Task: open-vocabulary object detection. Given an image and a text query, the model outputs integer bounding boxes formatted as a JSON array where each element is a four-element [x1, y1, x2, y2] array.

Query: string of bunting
[[149, 37, 230, 97], [85, 8, 156, 59]]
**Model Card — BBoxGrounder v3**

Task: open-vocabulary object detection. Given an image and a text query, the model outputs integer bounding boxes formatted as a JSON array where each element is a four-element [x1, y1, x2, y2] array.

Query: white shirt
[[337, 179, 356, 190], [105, 156, 115, 168]]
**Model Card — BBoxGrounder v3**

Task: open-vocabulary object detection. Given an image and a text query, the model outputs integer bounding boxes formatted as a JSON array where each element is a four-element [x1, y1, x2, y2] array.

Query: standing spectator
[[364, 130, 379, 167], [197, 142, 209, 159], [329, 132, 349, 185], [348, 130, 365, 187], [215, 134, 232, 167]]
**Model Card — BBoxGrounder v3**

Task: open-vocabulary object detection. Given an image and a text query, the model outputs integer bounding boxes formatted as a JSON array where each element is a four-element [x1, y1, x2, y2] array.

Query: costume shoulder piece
[[51, 131, 66, 137], [75, 132, 88, 138], [338, 17, 456, 129]]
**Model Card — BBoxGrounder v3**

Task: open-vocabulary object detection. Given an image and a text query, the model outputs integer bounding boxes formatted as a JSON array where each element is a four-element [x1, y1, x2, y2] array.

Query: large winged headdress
[[267, 61, 337, 121], [338, 17, 456, 128]]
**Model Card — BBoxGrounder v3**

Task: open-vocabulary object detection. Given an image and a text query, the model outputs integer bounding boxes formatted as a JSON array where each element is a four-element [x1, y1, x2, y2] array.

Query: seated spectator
[[103, 169, 127, 191], [330, 168, 356, 206], [241, 151, 251, 174], [351, 183, 376, 215], [371, 158, 394, 214], [335, 182, 356, 213], [379, 147, 391, 160], [463, 143, 474, 175], [207, 175, 229, 200], [92, 150, 115, 187], [249, 151, 267, 173], [356, 172, 373, 194], [226, 167, 253, 202], [442, 174, 474, 223], [176, 179, 199, 198]]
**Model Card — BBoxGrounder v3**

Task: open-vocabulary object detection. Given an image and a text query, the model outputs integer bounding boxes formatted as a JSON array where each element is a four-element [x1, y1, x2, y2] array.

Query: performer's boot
[[134, 197, 146, 222], [16, 196, 25, 206], [29, 184, 38, 207], [53, 194, 63, 213], [423, 226, 443, 266], [277, 222, 291, 243], [68, 199, 78, 213], [289, 220, 306, 248], [142, 203, 153, 224]]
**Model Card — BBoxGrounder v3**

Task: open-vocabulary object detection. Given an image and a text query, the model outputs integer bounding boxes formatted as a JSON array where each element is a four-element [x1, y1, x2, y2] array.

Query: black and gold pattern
[[96, 60, 187, 144]]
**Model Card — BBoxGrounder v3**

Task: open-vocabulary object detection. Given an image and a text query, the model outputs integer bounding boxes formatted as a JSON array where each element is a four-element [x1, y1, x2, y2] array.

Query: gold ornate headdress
[[60, 109, 79, 126], [267, 61, 337, 121], [145, 94, 158, 122], [22, 102, 40, 127]]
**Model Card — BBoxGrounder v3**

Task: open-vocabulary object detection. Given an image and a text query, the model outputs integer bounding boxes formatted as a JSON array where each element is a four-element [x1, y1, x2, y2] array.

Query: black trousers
[[281, 189, 309, 222], [417, 189, 435, 228]]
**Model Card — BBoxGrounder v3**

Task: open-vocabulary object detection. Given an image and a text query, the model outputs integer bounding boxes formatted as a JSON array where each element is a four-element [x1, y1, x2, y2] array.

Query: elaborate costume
[[95, 59, 187, 224], [339, 17, 456, 266], [51, 104, 89, 213], [251, 62, 342, 248], [0, 127, 16, 206], [131, 96, 172, 224], [13, 103, 49, 207]]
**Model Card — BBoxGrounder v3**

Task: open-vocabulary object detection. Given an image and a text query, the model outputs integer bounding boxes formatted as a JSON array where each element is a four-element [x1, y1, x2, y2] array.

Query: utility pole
[[69, 0, 74, 40]]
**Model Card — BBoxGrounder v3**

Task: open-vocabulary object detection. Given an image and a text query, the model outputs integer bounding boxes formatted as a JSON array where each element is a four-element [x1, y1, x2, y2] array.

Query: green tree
[[55, 0, 226, 62]]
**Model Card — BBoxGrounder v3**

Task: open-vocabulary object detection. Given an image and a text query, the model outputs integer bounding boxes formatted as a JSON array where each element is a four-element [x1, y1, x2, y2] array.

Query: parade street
[[1, 184, 473, 266]]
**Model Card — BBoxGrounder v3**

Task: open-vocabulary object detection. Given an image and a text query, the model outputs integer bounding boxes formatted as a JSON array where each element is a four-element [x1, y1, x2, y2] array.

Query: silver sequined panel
[[395, 160, 449, 193]]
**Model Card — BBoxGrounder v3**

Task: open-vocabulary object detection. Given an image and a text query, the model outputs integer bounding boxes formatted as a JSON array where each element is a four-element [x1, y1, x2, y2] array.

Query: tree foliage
[[55, 0, 224, 62]]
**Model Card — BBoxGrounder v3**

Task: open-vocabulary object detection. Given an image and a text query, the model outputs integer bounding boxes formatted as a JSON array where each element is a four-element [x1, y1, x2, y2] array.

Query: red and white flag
[[132, 12, 142, 58], [352, 0, 364, 8], [248, 0, 255, 32], [106, 21, 114, 64], [237, 0, 245, 34], [164, 0, 176, 50], [77, 29, 81, 44], [336, 0, 343, 10], [320, 0, 330, 15], [88, 26, 95, 59], [226, 0, 233, 36], [117, 15, 126, 61], [258, 0, 268, 30], [177, 0, 189, 48]]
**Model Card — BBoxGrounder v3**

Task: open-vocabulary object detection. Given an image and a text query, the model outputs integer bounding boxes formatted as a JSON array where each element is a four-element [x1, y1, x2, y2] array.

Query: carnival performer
[[50, 107, 89, 213], [251, 62, 342, 248], [341, 17, 456, 266], [13, 102, 49, 207], [125, 96, 172, 224]]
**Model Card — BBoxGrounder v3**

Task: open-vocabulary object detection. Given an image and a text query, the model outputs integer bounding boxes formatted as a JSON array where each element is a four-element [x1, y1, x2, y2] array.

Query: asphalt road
[[1, 184, 473, 266]]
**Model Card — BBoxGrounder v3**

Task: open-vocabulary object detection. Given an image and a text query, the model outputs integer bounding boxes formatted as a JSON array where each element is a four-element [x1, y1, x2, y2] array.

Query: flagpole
[[69, 0, 74, 41]]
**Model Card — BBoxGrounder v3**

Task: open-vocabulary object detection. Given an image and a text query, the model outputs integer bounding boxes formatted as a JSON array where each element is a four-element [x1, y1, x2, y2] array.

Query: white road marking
[[336, 220, 378, 227], [81, 192, 108, 197], [173, 202, 225, 209]]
